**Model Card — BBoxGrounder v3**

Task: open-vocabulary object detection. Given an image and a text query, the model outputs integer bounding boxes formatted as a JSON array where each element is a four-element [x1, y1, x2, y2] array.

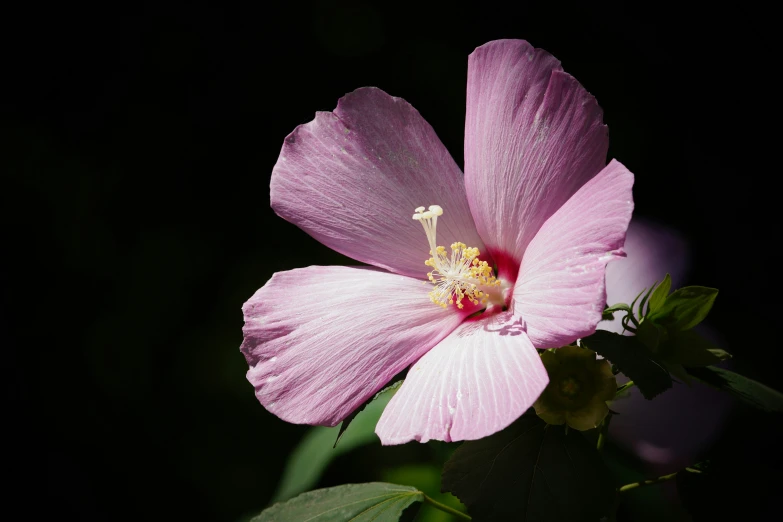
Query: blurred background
[[2, 1, 777, 520]]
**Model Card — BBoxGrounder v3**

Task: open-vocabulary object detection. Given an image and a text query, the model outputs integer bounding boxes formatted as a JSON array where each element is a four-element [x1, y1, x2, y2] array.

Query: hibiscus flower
[[241, 39, 634, 444]]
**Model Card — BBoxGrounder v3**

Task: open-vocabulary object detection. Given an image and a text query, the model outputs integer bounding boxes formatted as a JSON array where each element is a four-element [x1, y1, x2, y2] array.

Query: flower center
[[413, 205, 501, 309], [559, 376, 582, 397]]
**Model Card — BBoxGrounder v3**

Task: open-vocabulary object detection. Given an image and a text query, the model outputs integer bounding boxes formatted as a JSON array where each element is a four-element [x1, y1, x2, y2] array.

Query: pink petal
[[464, 39, 609, 280], [241, 266, 470, 426], [512, 160, 634, 348], [271, 87, 487, 279], [375, 311, 548, 445], [600, 218, 690, 334]]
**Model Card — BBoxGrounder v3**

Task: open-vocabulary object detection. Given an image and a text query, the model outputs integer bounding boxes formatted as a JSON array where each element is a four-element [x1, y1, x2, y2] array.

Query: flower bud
[[533, 345, 617, 431]]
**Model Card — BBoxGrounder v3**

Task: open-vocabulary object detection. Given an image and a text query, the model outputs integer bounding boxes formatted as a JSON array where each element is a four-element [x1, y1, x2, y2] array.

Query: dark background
[[3, 1, 777, 520]]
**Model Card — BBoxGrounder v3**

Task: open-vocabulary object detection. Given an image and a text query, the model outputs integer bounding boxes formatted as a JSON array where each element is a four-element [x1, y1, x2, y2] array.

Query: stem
[[627, 311, 641, 329], [423, 495, 472, 520], [618, 467, 702, 493], [615, 380, 635, 397]]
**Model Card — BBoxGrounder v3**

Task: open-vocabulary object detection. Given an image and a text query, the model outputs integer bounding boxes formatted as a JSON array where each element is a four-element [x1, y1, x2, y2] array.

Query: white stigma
[[412, 205, 443, 255]]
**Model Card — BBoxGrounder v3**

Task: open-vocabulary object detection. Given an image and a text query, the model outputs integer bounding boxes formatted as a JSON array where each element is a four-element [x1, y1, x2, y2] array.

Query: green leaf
[[581, 330, 672, 399], [602, 303, 630, 321], [254, 483, 424, 522], [665, 362, 693, 386], [381, 464, 467, 522], [335, 380, 402, 448], [708, 348, 733, 361], [272, 384, 399, 502], [660, 330, 731, 367], [629, 287, 646, 316], [637, 284, 656, 320], [686, 366, 783, 413], [647, 273, 672, 315], [441, 415, 614, 522], [604, 303, 631, 314], [649, 286, 718, 330], [635, 319, 666, 351]]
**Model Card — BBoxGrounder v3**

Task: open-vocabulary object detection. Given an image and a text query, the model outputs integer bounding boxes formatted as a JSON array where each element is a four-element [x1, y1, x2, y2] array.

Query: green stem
[[615, 380, 635, 397], [618, 467, 702, 493], [423, 494, 472, 520]]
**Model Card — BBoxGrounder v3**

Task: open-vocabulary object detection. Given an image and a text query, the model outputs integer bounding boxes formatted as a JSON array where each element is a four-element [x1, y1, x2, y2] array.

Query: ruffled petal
[[375, 312, 548, 444], [464, 39, 609, 279], [271, 87, 487, 279], [512, 160, 634, 348], [241, 266, 469, 426]]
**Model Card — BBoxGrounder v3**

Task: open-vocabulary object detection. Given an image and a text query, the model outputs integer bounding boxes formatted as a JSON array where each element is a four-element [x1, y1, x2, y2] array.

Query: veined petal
[[464, 39, 609, 279], [271, 87, 487, 279], [512, 160, 634, 348], [241, 266, 468, 426], [375, 312, 548, 445]]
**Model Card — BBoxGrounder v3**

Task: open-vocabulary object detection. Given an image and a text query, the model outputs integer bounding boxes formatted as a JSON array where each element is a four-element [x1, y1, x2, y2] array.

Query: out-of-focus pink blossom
[[602, 218, 732, 468]]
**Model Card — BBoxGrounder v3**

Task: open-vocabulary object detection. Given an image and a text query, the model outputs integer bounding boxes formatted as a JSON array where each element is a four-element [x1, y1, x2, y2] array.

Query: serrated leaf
[[661, 330, 730, 367], [254, 483, 423, 522], [441, 415, 614, 522], [686, 366, 783, 413], [335, 380, 402, 448], [581, 330, 672, 399], [649, 286, 718, 330], [647, 273, 672, 315], [272, 385, 399, 502]]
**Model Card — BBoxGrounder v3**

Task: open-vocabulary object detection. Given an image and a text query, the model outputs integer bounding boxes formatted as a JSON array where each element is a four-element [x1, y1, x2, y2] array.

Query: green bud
[[533, 345, 617, 431]]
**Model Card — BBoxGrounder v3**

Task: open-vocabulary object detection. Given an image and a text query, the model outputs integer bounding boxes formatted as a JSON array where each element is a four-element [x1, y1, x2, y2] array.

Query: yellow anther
[[412, 204, 500, 310]]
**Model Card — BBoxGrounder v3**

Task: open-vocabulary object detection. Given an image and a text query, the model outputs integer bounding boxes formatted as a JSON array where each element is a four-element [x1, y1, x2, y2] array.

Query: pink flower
[[241, 40, 634, 445]]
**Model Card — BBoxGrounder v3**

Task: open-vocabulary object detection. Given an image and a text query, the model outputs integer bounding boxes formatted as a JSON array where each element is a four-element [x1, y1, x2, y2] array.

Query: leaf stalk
[[423, 494, 472, 520]]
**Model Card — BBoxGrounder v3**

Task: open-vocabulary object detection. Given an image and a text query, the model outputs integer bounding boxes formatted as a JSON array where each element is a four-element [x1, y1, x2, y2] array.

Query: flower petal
[[375, 312, 548, 444], [241, 266, 468, 426], [512, 160, 634, 348], [271, 87, 486, 279], [464, 40, 609, 279]]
